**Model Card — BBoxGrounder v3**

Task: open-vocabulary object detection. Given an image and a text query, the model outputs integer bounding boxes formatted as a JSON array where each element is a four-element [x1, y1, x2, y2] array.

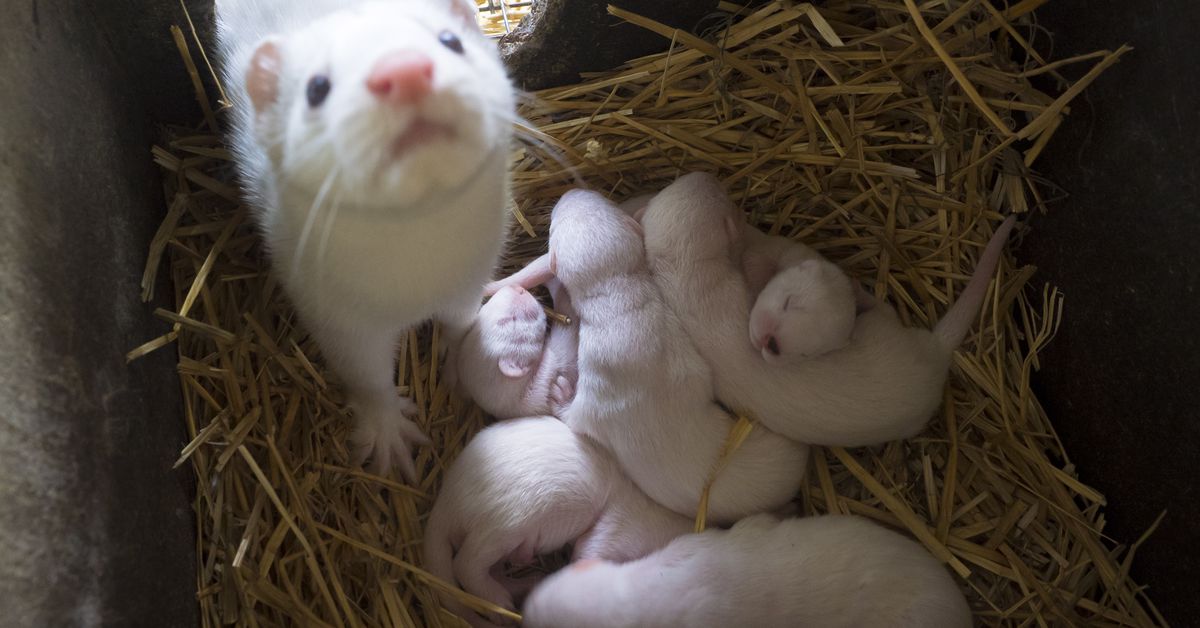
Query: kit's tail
[[933, 214, 1018, 349], [485, 251, 554, 296], [421, 510, 475, 626]]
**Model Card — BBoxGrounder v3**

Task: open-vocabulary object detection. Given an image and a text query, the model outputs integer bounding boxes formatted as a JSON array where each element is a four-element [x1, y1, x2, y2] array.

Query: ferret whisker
[[512, 90, 557, 117], [316, 187, 344, 271], [292, 164, 339, 280]]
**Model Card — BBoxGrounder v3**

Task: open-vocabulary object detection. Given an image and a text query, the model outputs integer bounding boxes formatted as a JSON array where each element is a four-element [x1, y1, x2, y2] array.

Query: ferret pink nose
[[366, 52, 434, 104]]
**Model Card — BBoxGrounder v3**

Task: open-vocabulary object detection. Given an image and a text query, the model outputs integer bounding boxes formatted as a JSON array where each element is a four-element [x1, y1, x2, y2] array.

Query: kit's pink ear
[[499, 356, 531, 378], [724, 214, 743, 248], [448, 0, 481, 31], [247, 38, 283, 115]]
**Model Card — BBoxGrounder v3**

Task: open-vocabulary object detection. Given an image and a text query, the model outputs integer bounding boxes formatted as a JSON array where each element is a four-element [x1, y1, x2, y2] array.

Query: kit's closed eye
[[307, 74, 332, 107], [783, 295, 794, 311], [438, 30, 464, 54]]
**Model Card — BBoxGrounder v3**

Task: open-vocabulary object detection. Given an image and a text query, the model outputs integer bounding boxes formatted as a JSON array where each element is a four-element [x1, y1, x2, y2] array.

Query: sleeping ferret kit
[[127, 1, 1169, 626]]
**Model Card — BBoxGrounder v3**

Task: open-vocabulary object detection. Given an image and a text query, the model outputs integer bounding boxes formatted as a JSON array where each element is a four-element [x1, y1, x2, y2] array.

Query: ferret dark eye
[[438, 30, 464, 54], [306, 75, 332, 108]]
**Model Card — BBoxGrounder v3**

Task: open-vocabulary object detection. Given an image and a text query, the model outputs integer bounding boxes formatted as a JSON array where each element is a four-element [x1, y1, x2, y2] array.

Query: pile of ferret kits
[[432, 173, 1012, 627], [143, 0, 1161, 626]]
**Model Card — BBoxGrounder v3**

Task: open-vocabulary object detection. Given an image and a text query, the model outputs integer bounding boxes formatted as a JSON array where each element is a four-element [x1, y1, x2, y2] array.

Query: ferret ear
[[724, 214, 743, 248], [247, 38, 283, 116], [498, 356, 531, 378], [447, 0, 482, 32]]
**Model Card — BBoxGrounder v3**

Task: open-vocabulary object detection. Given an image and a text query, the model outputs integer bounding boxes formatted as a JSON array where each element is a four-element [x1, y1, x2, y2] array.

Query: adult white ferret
[[214, 0, 515, 481], [522, 513, 973, 628], [640, 172, 1016, 447], [490, 189, 808, 523]]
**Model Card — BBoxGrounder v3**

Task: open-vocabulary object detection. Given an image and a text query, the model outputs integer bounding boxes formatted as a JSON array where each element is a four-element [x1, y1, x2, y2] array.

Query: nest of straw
[[134, 1, 1164, 626]]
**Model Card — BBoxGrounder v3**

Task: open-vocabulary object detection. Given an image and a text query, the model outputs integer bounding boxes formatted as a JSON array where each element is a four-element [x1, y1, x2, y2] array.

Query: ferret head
[[640, 172, 744, 263], [243, 0, 513, 213], [457, 285, 548, 389], [749, 259, 857, 364], [548, 189, 646, 288]]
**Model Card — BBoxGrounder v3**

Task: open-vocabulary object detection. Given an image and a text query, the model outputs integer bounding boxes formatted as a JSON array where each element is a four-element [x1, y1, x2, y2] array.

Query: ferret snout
[[366, 51, 434, 105], [750, 313, 781, 355]]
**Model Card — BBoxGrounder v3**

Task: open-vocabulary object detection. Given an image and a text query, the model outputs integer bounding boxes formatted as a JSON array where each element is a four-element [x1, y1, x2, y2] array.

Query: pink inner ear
[[499, 357, 530, 378], [724, 215, 742, 249], [247, 40, 282, 115]]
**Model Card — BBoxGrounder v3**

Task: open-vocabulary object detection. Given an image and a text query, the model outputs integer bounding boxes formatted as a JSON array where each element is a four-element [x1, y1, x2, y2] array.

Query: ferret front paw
[[349, 395, 431, 484], [550, 375, 575, 411]]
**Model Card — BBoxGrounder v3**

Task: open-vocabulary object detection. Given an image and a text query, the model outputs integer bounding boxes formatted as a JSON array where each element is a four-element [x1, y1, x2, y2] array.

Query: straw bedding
[[133, 1, 1164, 626]]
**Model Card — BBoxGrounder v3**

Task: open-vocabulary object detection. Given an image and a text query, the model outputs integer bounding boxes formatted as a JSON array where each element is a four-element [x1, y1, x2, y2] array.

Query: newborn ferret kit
[[134, 0, 1162, 626]]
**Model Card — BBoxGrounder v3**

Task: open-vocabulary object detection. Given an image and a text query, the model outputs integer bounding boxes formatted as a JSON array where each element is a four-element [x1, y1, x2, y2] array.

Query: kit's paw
[[550, 375, 575, 412]]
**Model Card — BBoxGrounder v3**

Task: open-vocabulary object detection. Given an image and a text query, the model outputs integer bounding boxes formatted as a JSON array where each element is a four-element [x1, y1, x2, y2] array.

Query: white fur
[[214, 0, 514, 480], [422, 416, 691, 627], [455, 282, 578, 419], [570, 474, 694, 565], [749, 258, 858, 363], [422, 417, 616, 626], [523, 513, 973, 628], [640, 172, 1014, 447], [739, 225, 822, 294], [532, 189, 809, 523]]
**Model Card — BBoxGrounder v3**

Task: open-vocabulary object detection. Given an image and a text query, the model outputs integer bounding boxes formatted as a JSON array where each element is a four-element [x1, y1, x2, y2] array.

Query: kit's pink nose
[[366, 52, 433, 104], [754, 333, 777, 353]]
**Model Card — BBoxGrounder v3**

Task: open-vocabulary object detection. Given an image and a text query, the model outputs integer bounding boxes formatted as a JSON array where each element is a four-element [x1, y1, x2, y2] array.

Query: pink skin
[[215, 0, 516, 481], [455, 280, 578, 419], [639, 172, 1017, 447], [522, 514, 973, 628], [365, 51, 435, 103], [503, 189, 807, 524], [422, 416, 694, 628]]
